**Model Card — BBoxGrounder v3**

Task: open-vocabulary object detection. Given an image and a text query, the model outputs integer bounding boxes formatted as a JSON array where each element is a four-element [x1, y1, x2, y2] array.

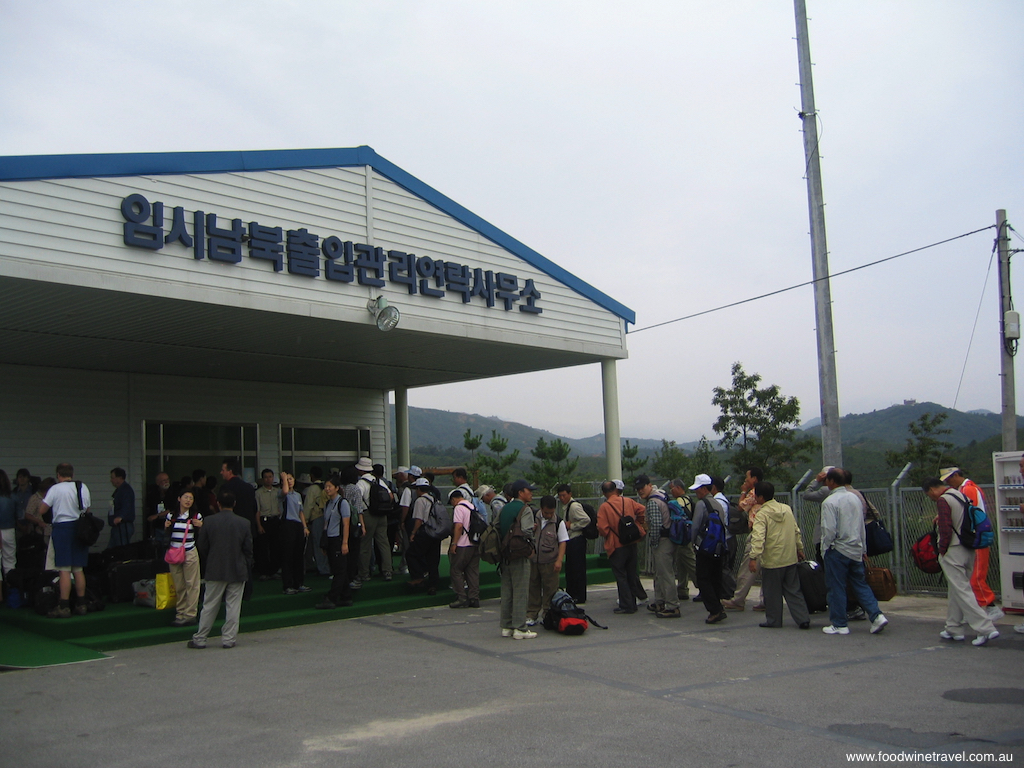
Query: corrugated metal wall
[[0, 362, 389, 545]]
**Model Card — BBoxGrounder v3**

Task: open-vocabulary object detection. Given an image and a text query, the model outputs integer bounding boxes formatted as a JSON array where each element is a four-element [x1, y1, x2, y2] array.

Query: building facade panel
[[0, 165, 626, 356]]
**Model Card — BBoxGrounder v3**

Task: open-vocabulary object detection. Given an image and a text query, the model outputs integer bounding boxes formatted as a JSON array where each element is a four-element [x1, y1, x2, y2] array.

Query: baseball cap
[[509, 479, 538, 496], [689, 473, 713, 490]]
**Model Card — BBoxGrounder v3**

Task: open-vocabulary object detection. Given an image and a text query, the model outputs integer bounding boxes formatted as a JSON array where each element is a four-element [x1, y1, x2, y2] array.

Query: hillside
[[392, 402, 1020, 487], [390, 405, 668, 457], [801, 402, 1023, 448]]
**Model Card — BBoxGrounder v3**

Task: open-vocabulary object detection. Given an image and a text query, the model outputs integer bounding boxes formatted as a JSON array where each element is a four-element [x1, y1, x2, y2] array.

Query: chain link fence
[[570, 482, 1001, 599]]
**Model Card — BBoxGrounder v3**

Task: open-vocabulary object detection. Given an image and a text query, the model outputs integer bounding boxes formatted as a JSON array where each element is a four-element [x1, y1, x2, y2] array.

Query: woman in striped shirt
[[164, 489, 204, 627]]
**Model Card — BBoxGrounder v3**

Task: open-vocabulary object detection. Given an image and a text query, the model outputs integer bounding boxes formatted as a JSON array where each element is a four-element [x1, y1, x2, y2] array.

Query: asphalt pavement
[[3, 580, 1022, 768]]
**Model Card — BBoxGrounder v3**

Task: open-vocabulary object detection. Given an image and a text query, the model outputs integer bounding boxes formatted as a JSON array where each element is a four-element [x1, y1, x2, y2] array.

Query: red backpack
[[912, 527, 941, 574]]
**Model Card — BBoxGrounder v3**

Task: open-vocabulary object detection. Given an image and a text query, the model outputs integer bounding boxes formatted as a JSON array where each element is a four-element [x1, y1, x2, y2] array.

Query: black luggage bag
[[797, 560, 828, 613], [107, 560, 158, 603]]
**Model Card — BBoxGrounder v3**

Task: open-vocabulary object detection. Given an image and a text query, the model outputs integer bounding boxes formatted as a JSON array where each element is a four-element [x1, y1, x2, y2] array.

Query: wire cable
[[628, 225, 997, 334], [952, 238, 998, 409]]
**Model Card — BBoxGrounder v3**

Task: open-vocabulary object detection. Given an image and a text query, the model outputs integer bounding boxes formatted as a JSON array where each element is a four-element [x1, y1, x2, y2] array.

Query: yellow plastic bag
[[155, 572, 177, 610]]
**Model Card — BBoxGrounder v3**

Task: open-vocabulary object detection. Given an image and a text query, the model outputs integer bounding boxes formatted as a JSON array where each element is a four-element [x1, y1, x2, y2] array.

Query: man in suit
[[188, 491, 253, 649]]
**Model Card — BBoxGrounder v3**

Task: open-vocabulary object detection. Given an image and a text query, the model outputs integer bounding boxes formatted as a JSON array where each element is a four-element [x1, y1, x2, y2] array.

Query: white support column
[[395, 387, 410, 469], [602, 359, 622, 481]]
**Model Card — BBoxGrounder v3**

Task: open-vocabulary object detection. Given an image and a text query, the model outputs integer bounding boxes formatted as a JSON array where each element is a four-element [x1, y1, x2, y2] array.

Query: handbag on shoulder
[[164, 519, 190, 565]]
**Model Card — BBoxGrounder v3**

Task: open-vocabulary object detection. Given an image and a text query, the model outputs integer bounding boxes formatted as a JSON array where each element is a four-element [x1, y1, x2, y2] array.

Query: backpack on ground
[[467, 498, 489, 544], [32, 570, 62, 616], [667, 497, 693, 545], [542, 589, 608, 634], [365, 478, 395, 517], [912, 527, 941, 574], [727, 499, 750, 536], [949, 490, 994, 550], [423, 498, 452, 539], [697, 498, 727, 557]]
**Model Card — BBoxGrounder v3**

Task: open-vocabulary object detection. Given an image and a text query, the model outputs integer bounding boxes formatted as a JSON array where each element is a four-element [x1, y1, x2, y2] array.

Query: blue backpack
[[667, 497, 693, 545], [697, 498, 727, 557], [951, 490, 994, 550]]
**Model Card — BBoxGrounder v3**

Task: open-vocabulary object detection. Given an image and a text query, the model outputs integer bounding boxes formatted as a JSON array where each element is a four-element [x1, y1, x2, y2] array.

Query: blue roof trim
[[0, 146, 635, 325]]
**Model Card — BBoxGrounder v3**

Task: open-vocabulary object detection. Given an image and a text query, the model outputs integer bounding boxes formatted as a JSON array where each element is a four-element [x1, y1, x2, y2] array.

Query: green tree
[[528, 437, 579, 493], [462, 428, 482, 473], [476, 429, 520, 489], [884, 412, 956, 486], [689, 435, 723, 478], [621, 439, 649, 486], [711, 362, 814, 485], [650, 439, 688, 482]]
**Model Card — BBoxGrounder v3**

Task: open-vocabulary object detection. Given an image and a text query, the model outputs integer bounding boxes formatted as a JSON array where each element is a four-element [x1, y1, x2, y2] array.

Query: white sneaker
[[986, 605, 1005, 622], [512, 628, 538, 640], [972, 630, 1000, 646], [870, 614, 889, 634], [822, 625, 850, 635], [1015, 623, 1024, 635], [525, 619, 537, 627], [939, 630, 965, 641], [501, 628, 513, 638]]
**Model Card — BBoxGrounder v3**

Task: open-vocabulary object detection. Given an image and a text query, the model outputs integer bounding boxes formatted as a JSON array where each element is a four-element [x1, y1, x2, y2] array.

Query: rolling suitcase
[[797, 560, 828, 613]]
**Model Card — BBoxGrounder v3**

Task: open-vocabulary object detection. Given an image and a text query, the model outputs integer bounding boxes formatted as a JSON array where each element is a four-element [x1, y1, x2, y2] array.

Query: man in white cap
[[355, 457, 394, 584], [940, 466, 1001, 622], [690, 473, 728, 624]]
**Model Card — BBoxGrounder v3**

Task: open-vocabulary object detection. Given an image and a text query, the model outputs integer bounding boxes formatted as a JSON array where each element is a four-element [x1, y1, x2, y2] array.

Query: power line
[[628, 225, 997, 335], [951, 238, 998, 410]]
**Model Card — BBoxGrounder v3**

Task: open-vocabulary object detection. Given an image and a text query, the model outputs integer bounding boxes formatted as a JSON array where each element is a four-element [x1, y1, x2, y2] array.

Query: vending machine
[[992, 450, 1024, 613]]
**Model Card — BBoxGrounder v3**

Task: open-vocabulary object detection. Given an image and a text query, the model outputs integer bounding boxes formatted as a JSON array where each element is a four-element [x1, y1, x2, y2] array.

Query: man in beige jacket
[[748, 481, 810, 630]]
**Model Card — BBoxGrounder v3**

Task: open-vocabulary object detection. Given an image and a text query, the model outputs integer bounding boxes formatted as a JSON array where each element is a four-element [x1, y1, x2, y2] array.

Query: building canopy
[[0, 146, 632, 390]]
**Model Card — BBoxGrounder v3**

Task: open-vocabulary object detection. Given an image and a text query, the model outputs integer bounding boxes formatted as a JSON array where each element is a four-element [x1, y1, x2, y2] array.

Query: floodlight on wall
[[367, 296, 400, 332]]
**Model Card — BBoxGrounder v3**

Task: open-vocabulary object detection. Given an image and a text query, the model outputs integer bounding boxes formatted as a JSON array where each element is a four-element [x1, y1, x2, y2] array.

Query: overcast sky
[[3, 1, 1022, 448]]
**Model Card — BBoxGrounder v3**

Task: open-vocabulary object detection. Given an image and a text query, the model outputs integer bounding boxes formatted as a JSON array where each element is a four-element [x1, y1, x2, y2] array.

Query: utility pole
[[997, 209, 1017, 450], [794, 0, 843, 467]]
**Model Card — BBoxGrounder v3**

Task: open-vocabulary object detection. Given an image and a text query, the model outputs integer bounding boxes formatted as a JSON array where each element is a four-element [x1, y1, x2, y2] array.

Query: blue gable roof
[[0, 146, 635, 325]]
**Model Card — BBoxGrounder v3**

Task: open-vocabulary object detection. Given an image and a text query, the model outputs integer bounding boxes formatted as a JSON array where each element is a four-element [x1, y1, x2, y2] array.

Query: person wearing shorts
[[38, 463, 92, 618]]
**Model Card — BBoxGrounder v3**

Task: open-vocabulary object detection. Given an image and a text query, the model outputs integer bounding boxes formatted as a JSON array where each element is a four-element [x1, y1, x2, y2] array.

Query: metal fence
[[574, 481, 1002, 599]]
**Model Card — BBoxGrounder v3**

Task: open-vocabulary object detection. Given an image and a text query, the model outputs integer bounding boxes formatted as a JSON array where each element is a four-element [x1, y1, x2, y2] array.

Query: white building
[[0, 146, 632, 528]]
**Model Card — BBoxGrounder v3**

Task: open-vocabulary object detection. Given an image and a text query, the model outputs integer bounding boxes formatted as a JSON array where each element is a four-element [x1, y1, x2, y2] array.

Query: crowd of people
[[2, 457, 1022, 649]]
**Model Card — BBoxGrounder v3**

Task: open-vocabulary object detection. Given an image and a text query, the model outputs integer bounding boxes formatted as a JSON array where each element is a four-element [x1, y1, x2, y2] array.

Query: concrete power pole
[[997, 209, 1017, 451], [794, 0, 843, 467]]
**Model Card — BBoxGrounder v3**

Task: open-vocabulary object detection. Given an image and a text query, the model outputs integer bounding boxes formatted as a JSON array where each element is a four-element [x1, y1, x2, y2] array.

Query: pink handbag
[[164, 519, 190, 565]]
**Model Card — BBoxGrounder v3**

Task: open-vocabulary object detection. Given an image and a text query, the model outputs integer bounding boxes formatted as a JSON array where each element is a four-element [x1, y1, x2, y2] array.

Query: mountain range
[[393, 401, 1020, 458]]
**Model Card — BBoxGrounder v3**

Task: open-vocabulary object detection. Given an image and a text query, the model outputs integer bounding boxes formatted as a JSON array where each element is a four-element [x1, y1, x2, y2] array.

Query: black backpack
[[365, 478, 395, 517], [542, 590, 607, 634], [727, 499, 750, 535], [467, 499, 488, 544], [615, 498, 642, 545], [580, 503, 599, 540]]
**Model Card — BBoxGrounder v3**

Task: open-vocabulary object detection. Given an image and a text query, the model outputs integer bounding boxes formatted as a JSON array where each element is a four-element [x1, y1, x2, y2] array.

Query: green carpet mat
[[0, 554, 614, 666], [0, 624, 108, 669]]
